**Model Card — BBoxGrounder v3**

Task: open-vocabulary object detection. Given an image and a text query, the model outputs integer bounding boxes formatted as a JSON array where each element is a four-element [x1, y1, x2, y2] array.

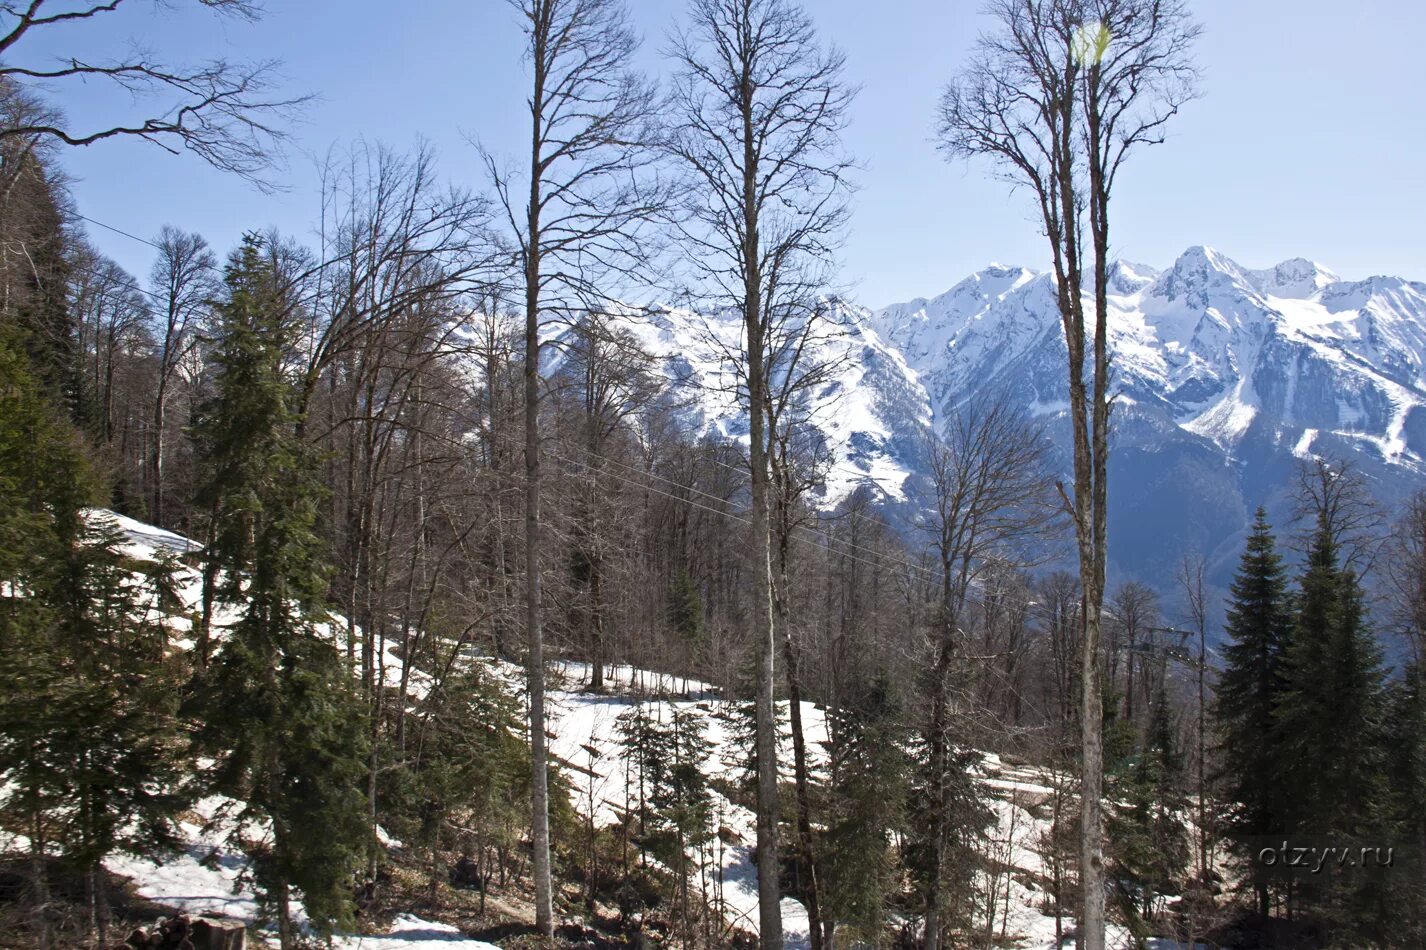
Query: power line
[[74, 212, 163, 251]]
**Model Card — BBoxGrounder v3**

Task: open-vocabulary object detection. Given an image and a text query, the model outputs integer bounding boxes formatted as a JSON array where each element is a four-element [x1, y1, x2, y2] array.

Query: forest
[[1, 1, 1424, 949]]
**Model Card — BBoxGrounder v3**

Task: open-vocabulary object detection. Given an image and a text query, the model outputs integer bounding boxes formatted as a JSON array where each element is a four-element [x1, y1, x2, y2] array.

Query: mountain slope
[[867, 246, 1426, 591], [512, 246, 1424, 598]]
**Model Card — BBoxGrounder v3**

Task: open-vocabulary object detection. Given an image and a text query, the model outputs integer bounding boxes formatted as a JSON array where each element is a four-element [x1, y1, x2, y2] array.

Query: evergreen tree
[[905, 690, 993, 944], [0, 338, 186, 945], [1274, 515, 1389, 936], [380, 665, 531, 903], [0, 153, 81, 421], [1382, 665, 1426, 948], [821, 670, 910, 945], [1108, 686, 1190, 941], [1213, 508, 1292, 916], [188, 235, 369, 948]]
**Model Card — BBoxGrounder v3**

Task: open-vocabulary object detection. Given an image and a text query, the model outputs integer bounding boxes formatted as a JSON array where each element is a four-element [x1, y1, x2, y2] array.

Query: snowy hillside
[[80, 512, 1200, 950], [546, 302, 933, 506], [59, 512, 501, 950], [538, 661, 1179, 950]]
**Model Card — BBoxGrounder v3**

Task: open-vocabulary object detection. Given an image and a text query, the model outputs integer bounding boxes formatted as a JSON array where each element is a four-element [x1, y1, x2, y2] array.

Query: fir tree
[[821, 670, 910, 945], [1274, 515, 1389, 935], [188, 235, 369, 948], [1108, 686, 1190, 940], [381, 666, 531, 900], [1382, 666, 1426, 948], [0, 338, 186, 945], [1212, 508, 1292, 917]]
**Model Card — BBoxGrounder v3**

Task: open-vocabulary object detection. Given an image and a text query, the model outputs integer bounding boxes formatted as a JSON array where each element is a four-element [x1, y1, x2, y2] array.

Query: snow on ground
[[88, 508, 205, 560], [69, 514, 1202, 947], [539, 659, 1211, 949], [64, 516, 493, 947], [543, 661, 829, 946], [331, 916, 498, 949], [103, 795, 498, 949]]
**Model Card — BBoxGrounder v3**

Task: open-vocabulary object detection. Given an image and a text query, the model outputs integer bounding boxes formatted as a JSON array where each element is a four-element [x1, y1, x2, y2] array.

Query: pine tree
[[188, 235, 369, 948], [1212, 508, 1292, 917]]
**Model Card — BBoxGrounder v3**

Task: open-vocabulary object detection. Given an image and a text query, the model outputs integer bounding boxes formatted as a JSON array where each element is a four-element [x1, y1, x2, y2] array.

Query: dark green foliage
[[1275, 521, 1388, 837], [187, 235, 369, 945], [1213, 508, 1293, 913], [615, 703, 712, 856], [1271, 515, 1390, 940], [0, 155, 81, 421], [0, 338, 186, 939], [1108, 687, 1190, 936], [820, 670, 910, 943], [905, 722, 994, 939], [380, 666, 531, 891], [1382, 666, 1426, 948]]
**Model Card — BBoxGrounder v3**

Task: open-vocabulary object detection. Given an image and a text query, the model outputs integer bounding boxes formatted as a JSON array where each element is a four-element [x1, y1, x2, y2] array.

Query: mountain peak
[[1247, 257, 1340, 299], [1106, 260, 1160, 295], [1145, 245, 1269, 307]]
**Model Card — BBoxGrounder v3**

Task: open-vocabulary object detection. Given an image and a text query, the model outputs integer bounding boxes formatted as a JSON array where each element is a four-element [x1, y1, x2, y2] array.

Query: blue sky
[[24, 0, 1426, 308]]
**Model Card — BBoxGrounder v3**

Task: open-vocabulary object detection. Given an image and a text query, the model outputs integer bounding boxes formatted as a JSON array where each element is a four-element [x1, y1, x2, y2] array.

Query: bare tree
[[665, 1, 853, 943], [1386, 490, 1426, 665], [1175, 551, 1215, 948], [148, 226, 215, 525], [917, 391, 1056, 948], [1293, 455, 1386, 575], [558, 311, 663, 692], [1110, 580, 1158, 722], [0, 0, 306, 186], [937, 3, 1198, 944], [490, 0, 665, 936]]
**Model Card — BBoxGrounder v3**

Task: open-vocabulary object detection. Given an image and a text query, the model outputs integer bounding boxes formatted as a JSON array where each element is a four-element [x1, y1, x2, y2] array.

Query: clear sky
[[24, 0, 1426, 309]]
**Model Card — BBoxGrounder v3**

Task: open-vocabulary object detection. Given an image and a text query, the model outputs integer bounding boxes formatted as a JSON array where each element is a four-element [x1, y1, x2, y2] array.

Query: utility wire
[[74, 212, 164, 251]]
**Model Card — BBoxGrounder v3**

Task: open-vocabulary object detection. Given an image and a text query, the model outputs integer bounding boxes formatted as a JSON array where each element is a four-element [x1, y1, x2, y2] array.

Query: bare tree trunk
[[150, 375, 168, 524], [525, 177, 555, 942], [778, 572, 823, 950], [745, 143, 785, 950]]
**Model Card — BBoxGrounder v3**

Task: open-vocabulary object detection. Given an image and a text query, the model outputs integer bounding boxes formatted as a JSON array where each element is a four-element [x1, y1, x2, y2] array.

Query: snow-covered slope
[[550, 302, 933, 506], [64, 514, 1213, 948], [867, 247, 1426, 590], [870, 246, 1426, 466]]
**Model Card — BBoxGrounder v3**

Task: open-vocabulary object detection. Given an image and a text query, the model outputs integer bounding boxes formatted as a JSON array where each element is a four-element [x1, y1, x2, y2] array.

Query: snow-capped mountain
[[538, 246, 1426, 596], [868, 246, 1426, 589], [556, 301, 935, 505]]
